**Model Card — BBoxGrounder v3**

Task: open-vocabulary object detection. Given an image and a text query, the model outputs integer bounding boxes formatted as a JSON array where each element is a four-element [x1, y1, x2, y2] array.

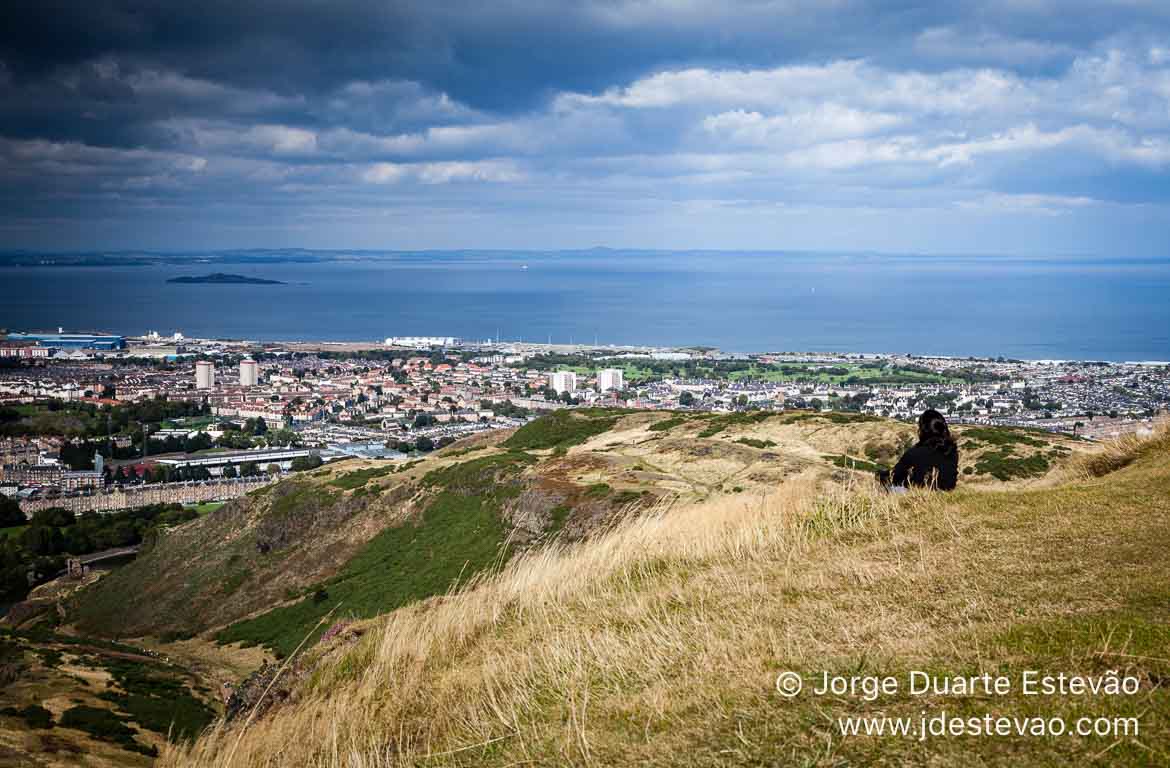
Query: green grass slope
[[216, 452, 537, 656]]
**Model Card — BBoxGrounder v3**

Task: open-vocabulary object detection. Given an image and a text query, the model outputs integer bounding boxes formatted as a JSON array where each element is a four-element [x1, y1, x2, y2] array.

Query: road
[[78, 546, 141, 565]]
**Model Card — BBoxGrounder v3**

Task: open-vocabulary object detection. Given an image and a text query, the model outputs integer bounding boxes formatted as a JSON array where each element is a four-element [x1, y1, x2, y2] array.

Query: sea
[[3, 251, 1169, 361]]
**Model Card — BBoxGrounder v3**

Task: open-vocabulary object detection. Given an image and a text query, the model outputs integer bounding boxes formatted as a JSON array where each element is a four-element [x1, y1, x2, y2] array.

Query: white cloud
[[321, 123, 531, 158], [361, 162, 407, 184], [251, 125, 318, 154], [158, 120, 320, 157], [416, 160, 523, 184], [133, 46, 1170, 200], [955, 192, 1102, 215], [561, 61, 1026, 115], [326, 80, 481, 125], [361, 159, 523, 185], [701, 105, 903, 146], [546, 47, 1170, 183]]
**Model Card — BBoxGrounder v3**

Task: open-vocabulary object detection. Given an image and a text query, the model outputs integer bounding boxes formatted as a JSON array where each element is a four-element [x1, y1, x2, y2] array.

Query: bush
[[648, 416, 687, 432], [329, 465, 394, 490], [59, 705, 156, 756], [823, 454, 888, 473], [959, 427, 1048, 448], [698, 411, 775, 438], [503, 411, 618, 451], [290, 455, 323, 472], [781, 411, 881, 426], [734, 438, 776, 449], [95, 657, 215, 741], [0, 496, 25, 528], [611, 490, 647, 506], [972, 450, 1050, 481], [1, 704, 53, 729], [584, 483, 612, 498]]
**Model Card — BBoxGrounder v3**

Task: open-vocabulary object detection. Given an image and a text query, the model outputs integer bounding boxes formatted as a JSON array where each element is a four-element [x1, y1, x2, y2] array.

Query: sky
[[2, 0, 1170, 255]]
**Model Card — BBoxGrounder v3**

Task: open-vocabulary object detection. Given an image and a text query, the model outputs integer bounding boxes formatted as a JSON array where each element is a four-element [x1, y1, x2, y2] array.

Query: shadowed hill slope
[[157, 422, 1166, 767]]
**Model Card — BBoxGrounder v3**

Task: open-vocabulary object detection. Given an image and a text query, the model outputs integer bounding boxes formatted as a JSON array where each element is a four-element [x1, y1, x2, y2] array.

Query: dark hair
[[917, 409, 956, 454]]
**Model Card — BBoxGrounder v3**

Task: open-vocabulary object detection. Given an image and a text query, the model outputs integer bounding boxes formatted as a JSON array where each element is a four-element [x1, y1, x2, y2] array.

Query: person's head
[[917, 408, 953, 448]]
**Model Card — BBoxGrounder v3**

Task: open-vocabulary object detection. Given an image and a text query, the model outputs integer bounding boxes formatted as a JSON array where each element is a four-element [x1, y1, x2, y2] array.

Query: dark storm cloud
[[3, 1, 1166, 144], [0, 0, 1152, 151], [1, 1, 1170, 252], [6, 1, 1166, 109]]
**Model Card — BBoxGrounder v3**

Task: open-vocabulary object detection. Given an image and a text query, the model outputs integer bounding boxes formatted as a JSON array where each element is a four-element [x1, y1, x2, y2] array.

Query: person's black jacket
[[886, 440, 959, 490]]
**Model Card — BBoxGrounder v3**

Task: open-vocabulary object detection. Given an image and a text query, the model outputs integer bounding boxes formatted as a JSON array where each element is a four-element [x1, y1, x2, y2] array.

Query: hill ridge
[[158, 421, 1169, 767], [63, 411, 1084, 652]]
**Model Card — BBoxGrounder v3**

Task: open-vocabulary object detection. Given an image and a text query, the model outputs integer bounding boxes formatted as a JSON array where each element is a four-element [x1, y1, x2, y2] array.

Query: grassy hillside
[[215, 451, 538, 656], [67, 477, 372, 642], [65, 410, 1083, 655], [157, 422, 1166, 767]]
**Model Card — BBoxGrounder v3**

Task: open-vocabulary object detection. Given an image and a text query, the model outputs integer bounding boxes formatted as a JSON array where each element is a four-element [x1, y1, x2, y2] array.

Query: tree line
[[0, 498, 196, 601], [0, 397, 208, 439]]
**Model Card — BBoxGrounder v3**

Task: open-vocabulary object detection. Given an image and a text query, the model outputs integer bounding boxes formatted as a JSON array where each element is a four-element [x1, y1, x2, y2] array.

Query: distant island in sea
[[167, 273, 284, 285]]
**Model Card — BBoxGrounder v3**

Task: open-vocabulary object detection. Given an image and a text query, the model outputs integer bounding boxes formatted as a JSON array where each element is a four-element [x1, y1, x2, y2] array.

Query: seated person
[[877, 409, 959, 491]]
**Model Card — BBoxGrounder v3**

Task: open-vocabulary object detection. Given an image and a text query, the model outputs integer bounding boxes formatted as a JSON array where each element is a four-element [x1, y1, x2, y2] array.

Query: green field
[[186, 502, 224, 516], [726, 363, 955, 385]]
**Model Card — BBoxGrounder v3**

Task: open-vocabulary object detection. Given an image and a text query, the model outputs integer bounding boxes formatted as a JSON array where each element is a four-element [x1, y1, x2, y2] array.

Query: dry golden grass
[[164, 471, 906, 766], [162, 426, 1170, 768]]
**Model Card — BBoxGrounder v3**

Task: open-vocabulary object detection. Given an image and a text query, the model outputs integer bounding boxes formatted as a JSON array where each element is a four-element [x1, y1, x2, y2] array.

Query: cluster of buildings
[[625, 353, 1168, 438], [1, 329, 1167, 505], [1, 451, 105, 500]]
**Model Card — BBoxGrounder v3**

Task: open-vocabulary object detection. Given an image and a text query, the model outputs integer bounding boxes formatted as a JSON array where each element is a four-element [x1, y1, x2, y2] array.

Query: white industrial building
[[240, 358, 259, 386], [154, 447, 318, 475], [195, 360, 216, 390], [597, 369, 624, 392], [384, 336, 459, 348], [550, 371, 577, 394]]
